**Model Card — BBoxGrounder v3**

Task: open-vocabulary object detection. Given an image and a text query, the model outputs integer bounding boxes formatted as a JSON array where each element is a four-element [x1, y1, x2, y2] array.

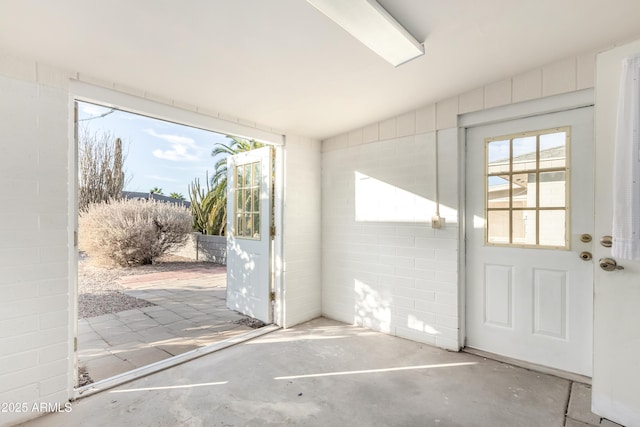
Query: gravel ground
[[78, 252, 217, 318]]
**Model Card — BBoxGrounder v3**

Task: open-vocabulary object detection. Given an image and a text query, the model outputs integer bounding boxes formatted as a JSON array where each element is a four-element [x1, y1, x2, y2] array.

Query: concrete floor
[[78, 267, 254, 382], [23, 318, 621, 427]]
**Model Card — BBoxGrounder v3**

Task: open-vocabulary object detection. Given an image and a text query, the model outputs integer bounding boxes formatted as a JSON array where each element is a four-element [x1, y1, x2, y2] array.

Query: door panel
[[592, 40, 640, 425], [226, 146, 272, 323], [466, 107, 594, 376]]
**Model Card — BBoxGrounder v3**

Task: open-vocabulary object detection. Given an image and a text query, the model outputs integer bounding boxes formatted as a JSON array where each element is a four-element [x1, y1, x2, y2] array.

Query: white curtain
[[612, 53, 640, 260]]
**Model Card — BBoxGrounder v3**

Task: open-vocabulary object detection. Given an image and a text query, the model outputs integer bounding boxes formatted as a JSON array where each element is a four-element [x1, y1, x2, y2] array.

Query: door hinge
[[74, 231, 78, 248], [270, 225, 276, 238], [74, 337, 77, 352], [270, 291, 276, 302]]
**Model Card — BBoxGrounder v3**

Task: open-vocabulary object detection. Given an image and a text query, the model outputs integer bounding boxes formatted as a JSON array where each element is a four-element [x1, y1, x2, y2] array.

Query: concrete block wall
[[171, 233, 227, 265], [321, 50, 599, 350], [0, 58, 73, 427], [197, 234, 227, 264], [282, 135, 323, 327]]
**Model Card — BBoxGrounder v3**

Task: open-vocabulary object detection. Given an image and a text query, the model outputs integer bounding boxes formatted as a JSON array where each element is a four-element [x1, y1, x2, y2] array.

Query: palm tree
[[169, 192, 185, 201], [189, 136, 263, 236], [149, 187, 163, 195], [211, 136, 263, 188]]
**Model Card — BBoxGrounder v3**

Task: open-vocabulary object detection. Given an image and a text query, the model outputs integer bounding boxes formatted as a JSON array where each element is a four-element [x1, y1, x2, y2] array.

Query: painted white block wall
[[282, 136, 323, 327], [0, 70, 72, 426], [322, 126, 460, 349], [321, 49, 600, 351]]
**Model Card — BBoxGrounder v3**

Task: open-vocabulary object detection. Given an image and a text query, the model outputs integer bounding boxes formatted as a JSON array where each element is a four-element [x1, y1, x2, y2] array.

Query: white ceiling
[[1, 0, 639, 140]]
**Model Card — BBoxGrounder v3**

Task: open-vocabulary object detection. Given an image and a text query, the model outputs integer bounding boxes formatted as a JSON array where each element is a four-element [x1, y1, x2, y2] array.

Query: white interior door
[[466, 107, 594, 376], [592, 40, 640, 426], [226, 146, 272, 323]]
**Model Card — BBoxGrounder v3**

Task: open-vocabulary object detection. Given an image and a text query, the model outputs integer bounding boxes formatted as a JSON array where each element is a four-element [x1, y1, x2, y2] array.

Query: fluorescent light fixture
[[306, 0, 424, 67]]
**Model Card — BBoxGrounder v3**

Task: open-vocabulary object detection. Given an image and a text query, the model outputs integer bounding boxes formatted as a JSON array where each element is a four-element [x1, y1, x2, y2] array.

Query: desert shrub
[[79, 198, 191, 266]]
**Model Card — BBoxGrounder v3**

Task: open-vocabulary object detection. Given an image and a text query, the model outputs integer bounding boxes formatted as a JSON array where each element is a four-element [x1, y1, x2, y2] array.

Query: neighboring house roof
[[122, 191, 191, 208]]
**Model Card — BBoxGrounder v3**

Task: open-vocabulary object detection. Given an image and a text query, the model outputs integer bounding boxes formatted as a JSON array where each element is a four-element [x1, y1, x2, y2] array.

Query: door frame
[[458, 89, 595, 357], [68, 81, 287, 395]]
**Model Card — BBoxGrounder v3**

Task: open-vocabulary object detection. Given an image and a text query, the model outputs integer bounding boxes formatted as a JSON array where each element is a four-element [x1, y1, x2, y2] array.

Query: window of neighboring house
[[235, 160, 261, 239], [485, 127, 570, 248]]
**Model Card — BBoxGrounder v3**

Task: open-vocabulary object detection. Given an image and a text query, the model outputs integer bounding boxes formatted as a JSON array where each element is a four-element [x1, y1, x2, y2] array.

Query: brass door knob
[[599, 257, 624, 271]]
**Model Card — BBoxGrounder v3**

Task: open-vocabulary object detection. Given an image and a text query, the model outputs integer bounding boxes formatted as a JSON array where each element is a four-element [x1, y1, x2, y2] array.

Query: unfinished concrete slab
[[22, 318, 614, 427]]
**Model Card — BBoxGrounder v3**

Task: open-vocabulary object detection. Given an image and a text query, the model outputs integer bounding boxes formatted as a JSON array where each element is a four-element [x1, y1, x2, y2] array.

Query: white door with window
[[226, 146, 273, 324], [465, 107, 594, 376]]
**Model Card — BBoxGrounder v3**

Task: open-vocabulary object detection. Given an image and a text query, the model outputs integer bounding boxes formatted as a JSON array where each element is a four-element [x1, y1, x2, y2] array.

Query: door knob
[[599, 257, 624, 271]]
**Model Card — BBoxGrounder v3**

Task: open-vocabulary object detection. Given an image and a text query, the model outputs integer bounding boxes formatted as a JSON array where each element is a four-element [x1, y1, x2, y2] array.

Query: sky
[[77, 101, 230, 198]]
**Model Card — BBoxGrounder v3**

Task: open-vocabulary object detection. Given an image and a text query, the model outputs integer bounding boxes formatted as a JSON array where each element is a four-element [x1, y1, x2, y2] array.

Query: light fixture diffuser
[[306, 0, 424, 67]]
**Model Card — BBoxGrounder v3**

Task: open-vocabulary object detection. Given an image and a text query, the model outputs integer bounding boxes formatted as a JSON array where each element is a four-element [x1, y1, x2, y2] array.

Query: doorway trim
[[69, 81, 286, 397], [457, 88, 594, 351]]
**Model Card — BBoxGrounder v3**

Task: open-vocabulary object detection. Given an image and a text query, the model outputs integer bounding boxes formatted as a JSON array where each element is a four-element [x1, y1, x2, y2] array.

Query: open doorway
[[73, 97, 282, 390]]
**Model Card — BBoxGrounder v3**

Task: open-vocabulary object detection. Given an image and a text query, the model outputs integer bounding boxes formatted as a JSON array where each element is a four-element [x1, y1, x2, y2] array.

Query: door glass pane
[[511, 173, 536, 208], [237, 190, 243, 213], [484, 127, 569, 249], [242, 214, 253, 237], [244, 188, 252, 213], [253, 162, 261, 186], [245, 164, 252, 187], [233, 159, 262, 240], [236, 165, 244, 188], [487, 140, 510, 174], [252, 213, 260, 238], [236, 213, 244, 236], [512, 136, 537, 172], [540, 132, 566, 169], [539, 171, 565, 207], [487, 176, 510, 209], [487, 210, 509, 244], [252, 188, 260, 213], [539, 210, 566, 246], [512, 210, 536, 245]]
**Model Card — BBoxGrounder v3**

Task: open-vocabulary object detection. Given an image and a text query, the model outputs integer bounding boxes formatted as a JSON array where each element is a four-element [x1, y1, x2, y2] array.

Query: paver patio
[[77, 266, 259, 383]]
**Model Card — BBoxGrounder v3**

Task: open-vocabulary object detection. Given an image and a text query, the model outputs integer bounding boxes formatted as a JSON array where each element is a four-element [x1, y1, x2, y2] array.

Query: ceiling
[[1, 0, 639, 140]]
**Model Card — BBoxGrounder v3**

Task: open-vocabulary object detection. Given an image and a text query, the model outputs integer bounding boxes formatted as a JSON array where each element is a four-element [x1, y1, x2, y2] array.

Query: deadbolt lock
[[579, 251, 592, 261], [580, 234, 592, 243], [599, 257, 624, 271], [600, 236, 613, 248]]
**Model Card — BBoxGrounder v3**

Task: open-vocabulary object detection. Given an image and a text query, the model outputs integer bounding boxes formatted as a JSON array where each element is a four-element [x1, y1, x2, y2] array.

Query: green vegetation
[[188, 136, 263, 235]]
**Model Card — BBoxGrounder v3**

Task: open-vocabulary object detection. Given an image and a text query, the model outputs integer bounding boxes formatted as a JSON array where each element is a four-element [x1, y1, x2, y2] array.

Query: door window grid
[[485, 127, 570, 248], [234, 161, 261, 239]]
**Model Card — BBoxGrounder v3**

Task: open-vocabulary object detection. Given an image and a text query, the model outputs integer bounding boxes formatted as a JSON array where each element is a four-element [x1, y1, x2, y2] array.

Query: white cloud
[[145, 175, 178, 182], [145, 128, 207, 162], [145, 128, 199, 148], [153, 145, 199, 162]]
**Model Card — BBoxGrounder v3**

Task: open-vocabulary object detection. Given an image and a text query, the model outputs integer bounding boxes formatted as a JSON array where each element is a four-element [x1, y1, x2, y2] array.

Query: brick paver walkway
[[77, 266, 256, 383]]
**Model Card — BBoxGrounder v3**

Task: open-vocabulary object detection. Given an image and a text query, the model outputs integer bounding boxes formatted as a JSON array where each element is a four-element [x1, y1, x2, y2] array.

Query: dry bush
[[79, 198, 192, 266]]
